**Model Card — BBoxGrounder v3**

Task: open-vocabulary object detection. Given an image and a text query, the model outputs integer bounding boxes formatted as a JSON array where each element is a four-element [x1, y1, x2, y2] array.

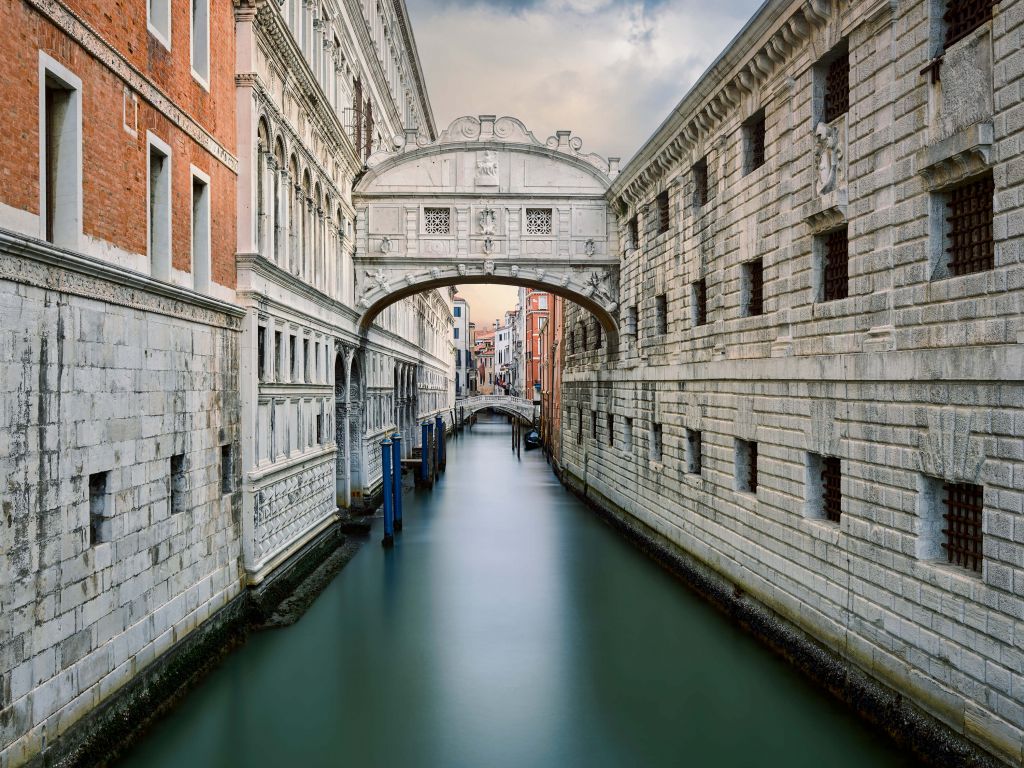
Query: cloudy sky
[[404, 0, 763, 324]]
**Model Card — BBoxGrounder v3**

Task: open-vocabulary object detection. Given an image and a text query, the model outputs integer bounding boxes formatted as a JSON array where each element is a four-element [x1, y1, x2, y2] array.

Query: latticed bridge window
[[946, 175, 994, 276], [944, 0, 998, 49], [423, 207, 450, 235], [526, 208, 553, 235], [824, 51, 849, 123], [942, 482, 984, 573]]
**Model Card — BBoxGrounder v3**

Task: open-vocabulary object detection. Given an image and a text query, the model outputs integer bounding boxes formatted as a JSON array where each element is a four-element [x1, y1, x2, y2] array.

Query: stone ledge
[[555, 465, 1014, 768], [915, 123, 993, 191]]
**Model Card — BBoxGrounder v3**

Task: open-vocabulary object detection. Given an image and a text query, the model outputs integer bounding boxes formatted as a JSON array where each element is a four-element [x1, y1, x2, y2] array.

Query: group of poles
[[380, 414, 448, 548]]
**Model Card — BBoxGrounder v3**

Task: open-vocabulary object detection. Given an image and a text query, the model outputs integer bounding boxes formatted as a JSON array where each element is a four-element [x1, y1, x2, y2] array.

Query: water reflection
[[116, 413, 915, 768]]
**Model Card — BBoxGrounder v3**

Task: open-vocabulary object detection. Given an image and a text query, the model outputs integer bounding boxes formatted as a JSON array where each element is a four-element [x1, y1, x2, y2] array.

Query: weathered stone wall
[[563, 0, 1024, 763], [0, 240, 244, 766]]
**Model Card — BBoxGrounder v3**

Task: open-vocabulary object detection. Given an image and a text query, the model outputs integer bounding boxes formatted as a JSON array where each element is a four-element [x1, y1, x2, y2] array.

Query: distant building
[[474, 329, 495, 394], [518, 288, 552, 400], [453, 295, 473, 396]]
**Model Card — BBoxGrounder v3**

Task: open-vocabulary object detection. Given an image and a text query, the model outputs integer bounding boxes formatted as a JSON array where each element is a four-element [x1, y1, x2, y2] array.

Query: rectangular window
[[220, 444, 233, 494], [170, 454, 186, 515], [946, 175, 994, 276], [257, 326, 267, 382], [918, 476, 985, 574], [423, 206, 451, 234], [693, 158, 709, 207], [88, 471, 110, 546], [40, 59, 82, 249], [525, 208, 553, 235], [316, 414, 323, 445], [627, 305, 638, 338], [147, 133, 172, 280], [454, 306, 462, 317], [691, 278, 708, 327], [655, 294, 668, 335], [656, 190, 670, 235], [606, 413, 614, 447], [191, 169, 210, 293], [742, 258, 764, 317], [807, 453, 842, 522], [577, 407, 583, 444], [147, 0, 171, 48], [537, 295, 548, 310], [274, 331, 282, 380], [627, 215, 639, 251], [623, 418, 633, 452], [943, 0, 997, 49], [686, 429, 702, 474], [314, 342, 321, 381], [817, 227, 849, 301], [289, 334, 297, 380], [454, 327, 460, 339], [824, 50, 849, 123], [650, 423, 663, 462], [743, 110, 767, 174], [735, 439, 758, 493], [591, 410, 598, 441], [191, 0, 210, 85]]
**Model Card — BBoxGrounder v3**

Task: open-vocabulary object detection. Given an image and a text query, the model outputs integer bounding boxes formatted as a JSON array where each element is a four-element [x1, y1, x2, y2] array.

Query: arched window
[[256, 120, 270, 256], [273, 139, 285, 263]]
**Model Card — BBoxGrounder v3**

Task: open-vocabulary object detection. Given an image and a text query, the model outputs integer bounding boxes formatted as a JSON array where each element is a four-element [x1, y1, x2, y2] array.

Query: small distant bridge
[[458, 395, 535, 423]]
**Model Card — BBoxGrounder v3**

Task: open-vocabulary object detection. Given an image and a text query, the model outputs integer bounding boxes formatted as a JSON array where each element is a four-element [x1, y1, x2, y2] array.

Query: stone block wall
[[563, 0, 1024, 763], [0, 241, 244, 766]]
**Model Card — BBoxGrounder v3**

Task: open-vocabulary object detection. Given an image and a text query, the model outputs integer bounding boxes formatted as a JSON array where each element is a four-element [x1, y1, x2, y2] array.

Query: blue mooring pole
[[420, 422, 429, 482], [434, 415, 443, 474], [391, 432, 403, 531], [381, 438, 394, 548]]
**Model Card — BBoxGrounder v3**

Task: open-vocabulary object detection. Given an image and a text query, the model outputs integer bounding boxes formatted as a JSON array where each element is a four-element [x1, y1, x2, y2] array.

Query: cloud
[[406, 0, 763, 161]]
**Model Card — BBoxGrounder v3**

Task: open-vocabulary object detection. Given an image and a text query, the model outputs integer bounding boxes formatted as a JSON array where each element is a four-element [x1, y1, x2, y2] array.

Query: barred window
[[946, 175, 994, 276], [656, 190, 670, 234], [693, 158, 709, 207], [943, 0, 997, 49], [942, 482, 984, 573], [424, 207, 450, 235], [628, 215, 639, 250], [650, 423, 663, 462], [691, 278, 708, 327], [821, 227, 849, 301], [743, 258, 764, 317], [686, 429, 702, 474], [821, 456, 842, 523], [526, 208, 553, 235], [743, 111, 766, 174], [824, 51, 850, 123], [655, 294, 668, 335], [735, 439, 757, 493]]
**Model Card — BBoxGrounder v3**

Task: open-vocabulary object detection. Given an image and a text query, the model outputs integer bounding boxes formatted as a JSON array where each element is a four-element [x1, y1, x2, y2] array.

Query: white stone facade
[[562, 0, 1024, 763]]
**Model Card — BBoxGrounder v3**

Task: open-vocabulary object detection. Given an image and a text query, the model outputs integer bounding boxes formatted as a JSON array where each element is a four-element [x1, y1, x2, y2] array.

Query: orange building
[[519, 289, 551, 398], [538, 296, 564, 463]]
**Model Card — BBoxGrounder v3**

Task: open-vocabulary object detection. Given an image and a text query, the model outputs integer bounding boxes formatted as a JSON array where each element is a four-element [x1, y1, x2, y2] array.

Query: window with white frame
[[147, 133, 172, 280], [148, 0, 171, 48], [40, 54, 83, 249], [191, 0, 210, 86], [191, 168, 211, 293]]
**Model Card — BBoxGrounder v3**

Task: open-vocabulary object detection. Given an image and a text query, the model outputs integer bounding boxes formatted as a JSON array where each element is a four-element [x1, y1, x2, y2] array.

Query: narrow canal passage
[[118, 415, 914, 768]]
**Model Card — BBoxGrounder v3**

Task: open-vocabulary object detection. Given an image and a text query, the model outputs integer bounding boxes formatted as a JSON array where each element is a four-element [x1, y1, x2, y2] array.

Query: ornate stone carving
[[379, 236, 392, 254], [483, 237, 495, 255], [476, 151, 499, 185], [814, 120, 844, 196], [366, 268, 390, 293], [483, 260, 495, 275], [919, 408, 985, 483], [509, 265, 519, 278], [585, 238, 596, 256], [479, 207, 496, 235], [430, 267, 441, 280], [457, 263, 467, 276]]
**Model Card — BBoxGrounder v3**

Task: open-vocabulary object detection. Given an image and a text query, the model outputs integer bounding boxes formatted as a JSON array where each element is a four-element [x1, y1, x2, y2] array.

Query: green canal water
[[117, 415, 916, 768]]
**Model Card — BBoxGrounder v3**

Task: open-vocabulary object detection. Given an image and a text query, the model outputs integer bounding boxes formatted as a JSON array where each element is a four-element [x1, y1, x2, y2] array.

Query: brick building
[[562, 0, 1024, 762]]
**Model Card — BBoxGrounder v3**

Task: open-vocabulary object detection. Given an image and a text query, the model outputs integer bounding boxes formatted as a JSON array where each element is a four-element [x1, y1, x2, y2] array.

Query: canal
[[117, 415, 915, 768]]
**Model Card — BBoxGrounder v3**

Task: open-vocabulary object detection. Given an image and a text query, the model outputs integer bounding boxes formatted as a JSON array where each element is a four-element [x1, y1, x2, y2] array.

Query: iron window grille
[[738, 439, 758, 493], [424, 207, 451, 235], [744, 111, 767, 173], [946, 175, 994, 276], [606, 413, 614, 447], [821, 456, 842, 523], [823, 227, 849, 301], [693, 158, 709, 207], [824, 52, 850, 123], [745, 258, 764, 317], [656, 191, 670, 234], [526, 208, 553, 235], [944, 0, 998, 49], [942, 482, 984, 573], [686, 429, 702, 474], [693, 279, 708, 326]]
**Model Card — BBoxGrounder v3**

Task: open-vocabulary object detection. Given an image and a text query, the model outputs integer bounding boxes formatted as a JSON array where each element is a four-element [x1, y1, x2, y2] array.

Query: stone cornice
[[0, 230, 244, 330], [915, 122, 994, 191], [31, 0, 238, 173], [609, 0, 840, 209], [388, 0, 436, 139]]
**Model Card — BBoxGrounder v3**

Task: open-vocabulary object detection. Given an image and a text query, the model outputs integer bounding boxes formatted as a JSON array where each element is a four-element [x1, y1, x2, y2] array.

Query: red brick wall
[[0, 0, 236, 288]]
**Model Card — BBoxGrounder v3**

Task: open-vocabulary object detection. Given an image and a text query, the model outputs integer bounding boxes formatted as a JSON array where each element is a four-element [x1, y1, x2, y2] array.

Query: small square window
[[742, 258, 764, 317], [743, 111, 767, 174], [691, 279, 708, 327], [735, 439, 757, 493], [423, 207, 451, 235], [526, 208, 553, 235], [656, 191, 670, 235], [693, 158, 709, 207], [685, 429, 702, 474], [650, 423, 663, 462]]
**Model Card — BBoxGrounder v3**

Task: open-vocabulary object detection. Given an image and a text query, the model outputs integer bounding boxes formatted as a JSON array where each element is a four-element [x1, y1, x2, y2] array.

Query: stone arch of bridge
[[352, 115, 623, 350]]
